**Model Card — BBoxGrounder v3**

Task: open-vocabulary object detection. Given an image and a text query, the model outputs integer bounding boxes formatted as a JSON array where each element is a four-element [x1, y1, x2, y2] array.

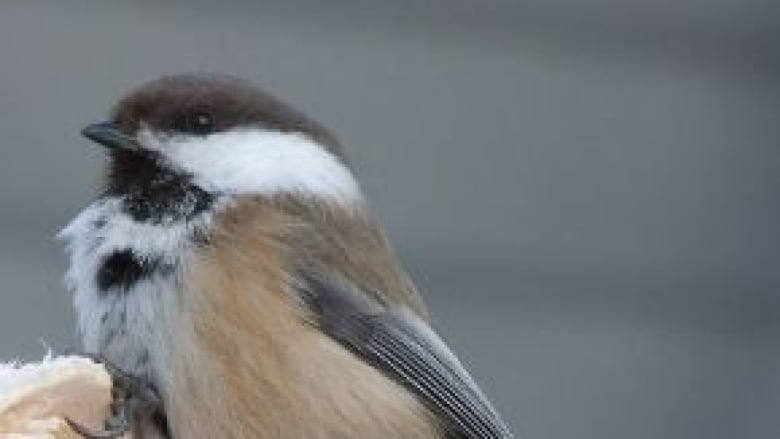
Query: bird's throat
[[107, 149, 214, 223]]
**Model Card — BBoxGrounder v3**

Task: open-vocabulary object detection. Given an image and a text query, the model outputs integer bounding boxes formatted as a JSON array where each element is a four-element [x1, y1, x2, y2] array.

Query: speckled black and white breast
[[60, 193, 216, 379]]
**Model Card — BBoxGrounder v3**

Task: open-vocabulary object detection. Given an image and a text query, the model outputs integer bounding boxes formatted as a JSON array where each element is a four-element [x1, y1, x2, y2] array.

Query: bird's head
[[83, 74, 363, 222]]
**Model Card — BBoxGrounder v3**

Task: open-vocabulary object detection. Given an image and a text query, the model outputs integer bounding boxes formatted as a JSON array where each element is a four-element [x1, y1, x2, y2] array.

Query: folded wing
[[297, 274, 515, 439]]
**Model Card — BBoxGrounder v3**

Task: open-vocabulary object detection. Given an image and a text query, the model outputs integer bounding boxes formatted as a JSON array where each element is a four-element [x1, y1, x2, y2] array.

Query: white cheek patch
[[137, 128, 364, 205]]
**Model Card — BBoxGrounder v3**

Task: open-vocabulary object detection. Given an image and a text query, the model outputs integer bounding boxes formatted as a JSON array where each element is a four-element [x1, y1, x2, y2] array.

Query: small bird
[[61, 74, 514, 438]]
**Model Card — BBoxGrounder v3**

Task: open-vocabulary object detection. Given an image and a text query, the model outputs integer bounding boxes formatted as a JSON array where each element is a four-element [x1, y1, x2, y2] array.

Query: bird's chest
[[85, 261, 182, 381], [63, 199, 209, 381]]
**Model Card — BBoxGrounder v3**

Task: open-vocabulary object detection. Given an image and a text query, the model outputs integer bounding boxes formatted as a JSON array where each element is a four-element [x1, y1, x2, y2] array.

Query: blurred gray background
[[1, 1, 779, 438]]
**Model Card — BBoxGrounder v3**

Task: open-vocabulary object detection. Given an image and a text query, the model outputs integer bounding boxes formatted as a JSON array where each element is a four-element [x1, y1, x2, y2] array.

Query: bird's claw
[[63, 351, 161, 438], [65, 416, 129, 439]]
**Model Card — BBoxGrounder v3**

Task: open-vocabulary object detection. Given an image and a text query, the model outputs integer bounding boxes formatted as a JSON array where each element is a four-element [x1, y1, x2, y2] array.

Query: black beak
[[82, 121, 139, 150]]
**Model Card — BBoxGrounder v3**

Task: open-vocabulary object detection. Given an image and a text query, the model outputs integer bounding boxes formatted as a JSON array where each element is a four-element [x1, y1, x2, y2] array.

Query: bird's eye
[[174, 112, 215, 135]]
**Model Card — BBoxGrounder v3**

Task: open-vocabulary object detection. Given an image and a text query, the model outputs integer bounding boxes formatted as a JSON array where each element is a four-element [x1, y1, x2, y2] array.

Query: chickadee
[[61, 74, 514, 438]]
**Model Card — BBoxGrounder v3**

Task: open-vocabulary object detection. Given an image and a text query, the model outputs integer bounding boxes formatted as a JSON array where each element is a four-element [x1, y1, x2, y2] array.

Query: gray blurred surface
[[0, 1, 779, 438]]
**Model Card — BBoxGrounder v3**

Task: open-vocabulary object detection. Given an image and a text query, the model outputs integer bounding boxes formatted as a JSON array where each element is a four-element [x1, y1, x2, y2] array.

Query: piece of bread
[[0, 355, 117, 438]]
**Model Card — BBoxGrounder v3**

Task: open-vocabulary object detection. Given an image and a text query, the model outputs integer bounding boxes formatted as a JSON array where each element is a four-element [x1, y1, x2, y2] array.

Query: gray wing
[[297, 274, 515, 439]]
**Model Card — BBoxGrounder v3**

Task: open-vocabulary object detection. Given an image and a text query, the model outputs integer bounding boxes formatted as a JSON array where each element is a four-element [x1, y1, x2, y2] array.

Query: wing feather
[[297, 274, 515, 438]]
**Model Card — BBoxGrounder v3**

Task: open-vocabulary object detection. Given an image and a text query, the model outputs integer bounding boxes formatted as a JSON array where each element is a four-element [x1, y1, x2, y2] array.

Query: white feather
[[58, 199, 212, 379], [138, 128, 364, 205]]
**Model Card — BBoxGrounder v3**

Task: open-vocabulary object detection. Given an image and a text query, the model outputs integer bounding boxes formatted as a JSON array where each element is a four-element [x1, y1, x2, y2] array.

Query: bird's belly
[[159, 264, 441, 438], [165, 322, 442, 438]]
